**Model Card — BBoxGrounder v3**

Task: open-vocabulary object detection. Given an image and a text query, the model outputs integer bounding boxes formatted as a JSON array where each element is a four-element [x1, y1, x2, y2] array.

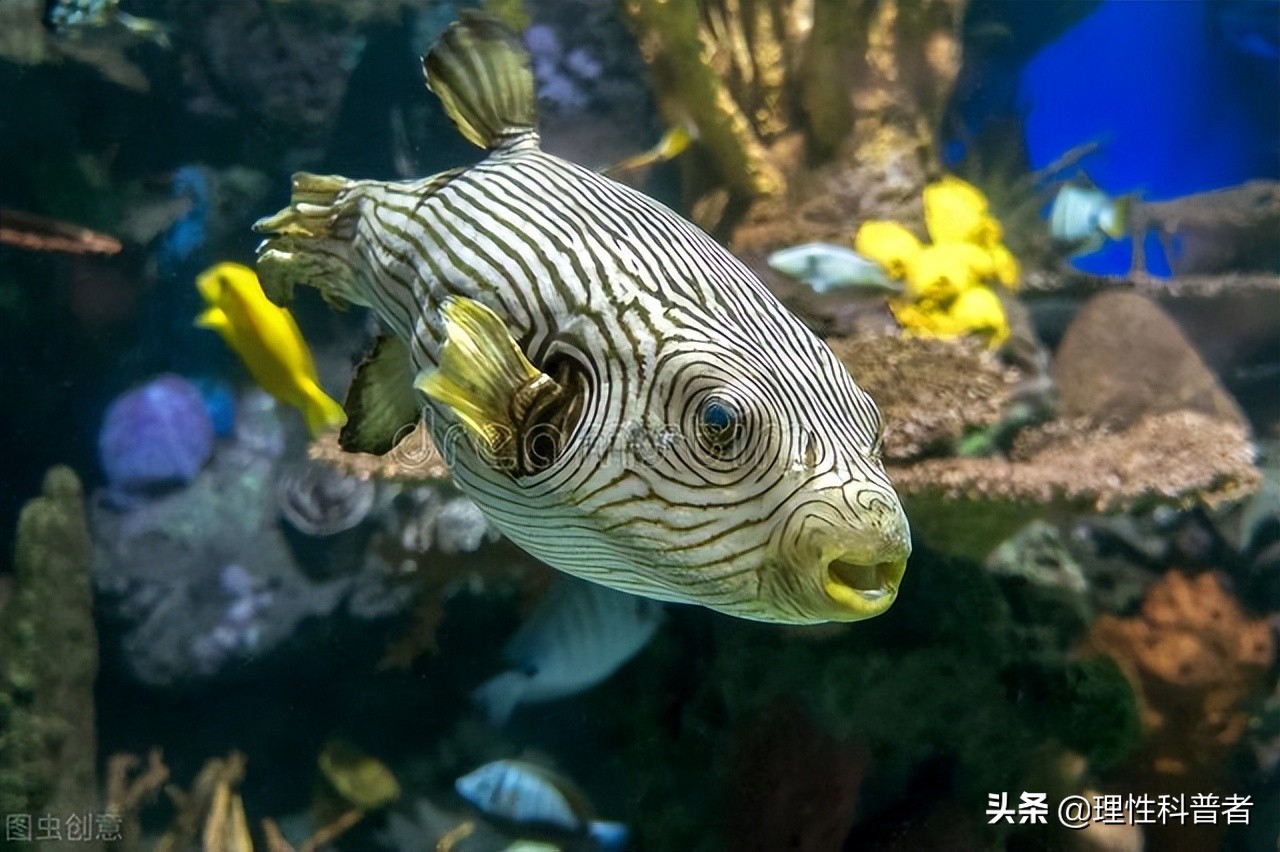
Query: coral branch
[[0, 467, 101, 844], [105, 749, 170, 847], [621, 0, 786, 199]]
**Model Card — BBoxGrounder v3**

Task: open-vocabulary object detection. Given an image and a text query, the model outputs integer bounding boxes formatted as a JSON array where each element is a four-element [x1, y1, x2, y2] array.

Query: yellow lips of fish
[[194, 262, 346, 437]]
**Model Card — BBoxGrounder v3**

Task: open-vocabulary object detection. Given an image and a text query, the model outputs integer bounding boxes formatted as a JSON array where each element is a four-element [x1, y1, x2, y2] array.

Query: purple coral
[[98, 374, 214, 499]]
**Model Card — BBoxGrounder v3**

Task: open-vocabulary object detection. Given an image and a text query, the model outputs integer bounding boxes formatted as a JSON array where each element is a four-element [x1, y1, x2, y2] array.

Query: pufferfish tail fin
[[253, 173, 372, 310], [255, 168, 464, 311], [424, 10, 537, 151]]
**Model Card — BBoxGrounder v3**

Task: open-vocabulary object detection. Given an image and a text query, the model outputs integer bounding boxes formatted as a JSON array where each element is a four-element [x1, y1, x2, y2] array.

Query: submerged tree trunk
[[621, 0, 967, 252]]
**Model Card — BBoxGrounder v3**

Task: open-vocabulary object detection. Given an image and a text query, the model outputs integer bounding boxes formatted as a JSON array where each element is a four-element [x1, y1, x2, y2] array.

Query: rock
[[179, 0, 365, 147], [1053, 291, 1245, 429], [830, 334, 1019, 461], [891, 410, 1260, 561], [986, 521, 1091, 645], [1085, 570, 1274, 852], [92, 433, 413, 690]]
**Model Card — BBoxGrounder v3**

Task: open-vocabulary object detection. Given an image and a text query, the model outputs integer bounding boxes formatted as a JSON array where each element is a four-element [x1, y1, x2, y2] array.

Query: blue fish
[[473, 577, 663, 726], [456, 760, 628, 851], [766, 243, 899, 294]]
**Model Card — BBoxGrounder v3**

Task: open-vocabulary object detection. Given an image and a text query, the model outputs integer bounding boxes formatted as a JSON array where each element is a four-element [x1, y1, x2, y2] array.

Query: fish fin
[[471, 671, 530, 726], [299, 379, 347, 437], [603, 120, 696, 176], [194, 306, 229, 332], [339, 335, 422, 455], [424, 10, 537, 150], [415, 296, 552, 463], [587, 821, 630, 852], [254, 173, 373, 310], [115, 12, 171, 48], [255, 169, 464, 310], [1103, 194, 1135, 239]]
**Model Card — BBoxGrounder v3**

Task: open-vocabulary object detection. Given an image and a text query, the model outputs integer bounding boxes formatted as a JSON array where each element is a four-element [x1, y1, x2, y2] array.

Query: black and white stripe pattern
[[260, 132, 910, 623]]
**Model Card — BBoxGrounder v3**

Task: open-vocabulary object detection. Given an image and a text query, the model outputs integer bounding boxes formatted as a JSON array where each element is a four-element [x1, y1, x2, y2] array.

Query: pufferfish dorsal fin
[[424, 10, 537, 151], [416, 297, 562, 468], [340, 335, 422, 456]]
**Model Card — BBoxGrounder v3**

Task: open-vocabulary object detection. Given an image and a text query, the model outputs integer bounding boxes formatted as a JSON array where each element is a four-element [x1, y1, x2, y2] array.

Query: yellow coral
[[923, 175, 990, 244], [988, 244, 1020, 289], [853, 174, 1020, 346], [947, 287, 1009, 345], [853, 220, 922, 279], [904, 243, 989, 302], [890, 288, 1009, 346]]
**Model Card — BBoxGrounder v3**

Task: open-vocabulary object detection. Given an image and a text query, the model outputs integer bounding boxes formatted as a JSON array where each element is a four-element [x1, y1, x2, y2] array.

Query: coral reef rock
[[897, 410, 1259, 512], [857, 270, 1261, 564], [1054, 290, 1246, 429], [1128, 180, 1280, 277], [986, 520, 1092, 647], [1087, 571, 1274, 773], [831, 334, 1018, 461], [0, 468, 101, 850], [276, 458, 376, 537], [179, 0, 367, 148], [309, 421, 451, 483], [891, 410, 1259, 561], [622, 0, 968, 246], [92, 435, 412, 690], [1085, 570, 1274, 852]]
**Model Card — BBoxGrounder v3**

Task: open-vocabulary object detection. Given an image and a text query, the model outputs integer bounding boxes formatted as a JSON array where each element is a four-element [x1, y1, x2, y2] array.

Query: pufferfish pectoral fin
[[339, 335, 422, 456], [415, 296, 560, 467]]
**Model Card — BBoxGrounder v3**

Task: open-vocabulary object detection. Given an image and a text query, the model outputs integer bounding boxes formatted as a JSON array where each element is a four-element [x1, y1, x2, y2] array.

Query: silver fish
[[254, 12, 911, 624], [456, 760, 628, 851], [767, 242, 900, 294], [1048, 185, 1131, 256], [473, 577, 663, 726]]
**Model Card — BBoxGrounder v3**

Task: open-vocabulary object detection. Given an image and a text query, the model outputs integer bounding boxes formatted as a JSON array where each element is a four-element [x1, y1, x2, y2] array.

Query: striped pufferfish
[[254, 12, 911, 624]]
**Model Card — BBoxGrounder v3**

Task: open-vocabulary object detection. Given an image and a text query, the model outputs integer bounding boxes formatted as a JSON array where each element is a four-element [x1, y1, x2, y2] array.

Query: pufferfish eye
[[696, 395, 745, 458]]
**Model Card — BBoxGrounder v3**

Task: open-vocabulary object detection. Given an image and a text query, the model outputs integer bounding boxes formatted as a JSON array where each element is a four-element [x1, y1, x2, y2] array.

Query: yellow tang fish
[[195, 262, 346, 436]]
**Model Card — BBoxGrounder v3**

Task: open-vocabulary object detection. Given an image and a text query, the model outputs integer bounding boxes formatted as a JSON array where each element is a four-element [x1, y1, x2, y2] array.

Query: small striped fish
[[456, 760, 628, 851], [255, 12, 910, 624]]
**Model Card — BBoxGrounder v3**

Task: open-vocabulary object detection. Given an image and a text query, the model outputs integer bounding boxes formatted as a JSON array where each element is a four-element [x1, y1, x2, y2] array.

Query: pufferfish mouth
[[823, 556, 907, 618]]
